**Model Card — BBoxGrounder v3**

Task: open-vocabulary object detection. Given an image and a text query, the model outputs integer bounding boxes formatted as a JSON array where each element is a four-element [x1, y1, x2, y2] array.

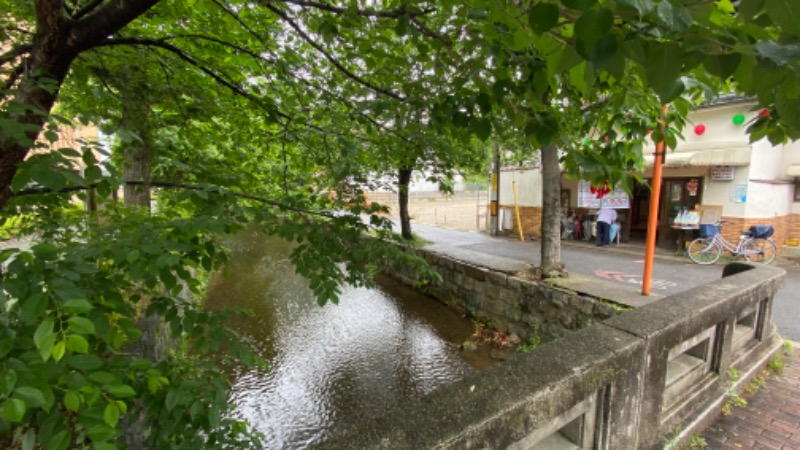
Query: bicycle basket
[[749, 225, 774, 239], [699, 224, 718, 238]]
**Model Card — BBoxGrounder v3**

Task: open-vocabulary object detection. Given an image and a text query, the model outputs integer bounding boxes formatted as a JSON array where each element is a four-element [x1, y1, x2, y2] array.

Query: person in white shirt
[[596, 204, 618, 246]]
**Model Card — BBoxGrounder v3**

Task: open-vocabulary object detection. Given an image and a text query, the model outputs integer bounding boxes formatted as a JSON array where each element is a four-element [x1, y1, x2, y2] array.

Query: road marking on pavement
[[595, 269, 677, 291]]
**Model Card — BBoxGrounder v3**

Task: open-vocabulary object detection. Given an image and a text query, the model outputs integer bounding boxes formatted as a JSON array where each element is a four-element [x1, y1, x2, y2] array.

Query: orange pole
[[642, 107, 669, 296]]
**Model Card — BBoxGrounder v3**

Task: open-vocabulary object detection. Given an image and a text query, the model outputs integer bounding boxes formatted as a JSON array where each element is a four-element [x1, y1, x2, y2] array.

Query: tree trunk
[[539, 143, 563, 276], [0, 0, 161, 210], [398, 167, 412, 240], [120, 86, 152, 210]]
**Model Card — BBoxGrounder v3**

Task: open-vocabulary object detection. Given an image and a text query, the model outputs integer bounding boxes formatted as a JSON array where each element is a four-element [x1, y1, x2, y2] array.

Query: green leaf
[[451, 111, 469, 128], [64, 391, 81, 411], [617, 0, 654, 16], [66, 334, 89, 353], [62, 298, 94, 314], [645, 42, 683, 101], [89, 371, 117, 385], [755, 40, 800, 66], [84, 165, 102, 182], [107, 385, 136, 398], [52, 340, 66, 362], [476, 92, 492, 115], [512, 27, 530, 51], [104, 401, 120, 427], [703, 53, 742, 79], [87, 423, 116, 442], [22, 429, 36, 450], [126, 250, 140, 263], [765, 0, 800, 37], [67, 355, 104, 371], [657, 0, 692, 32], [584, 35, 618, 70], [471, 118, 492, 141], [561, 0, 597, 12], [34, 317, 55, 350], [0, 369, 17, 395], [529, 3, 560, 34], [21, 293, 49, 324], [39, 334, 56, 362], [67, 316, 96, 335], [44, 130, 59, 143], [2, 398, 26, 422], [44, 430, 70, 450], [575, 8, 613, 44], [775, 89, 800, 134], [30, 165, 66, 192], [14, 386, 47, 408], [395, 15, 409, 36], [739, 0, 765, 21]]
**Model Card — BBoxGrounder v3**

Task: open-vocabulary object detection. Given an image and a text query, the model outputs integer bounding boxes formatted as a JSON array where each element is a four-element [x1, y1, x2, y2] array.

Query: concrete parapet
[[355, 255, 787, 449]]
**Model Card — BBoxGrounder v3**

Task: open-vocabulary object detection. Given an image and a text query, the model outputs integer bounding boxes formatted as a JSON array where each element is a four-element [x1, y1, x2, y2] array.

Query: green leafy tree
[[406, 0, 800, 274], [2, 0, 800, 448]]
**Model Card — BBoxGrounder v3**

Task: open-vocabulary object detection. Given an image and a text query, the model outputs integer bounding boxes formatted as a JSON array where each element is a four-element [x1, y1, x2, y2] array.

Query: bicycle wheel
[[743, 238, 777, 264], [687, 237, 721, 265]]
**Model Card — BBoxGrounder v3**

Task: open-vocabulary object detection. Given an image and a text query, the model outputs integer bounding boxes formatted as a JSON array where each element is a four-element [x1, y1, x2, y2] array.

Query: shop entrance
[[629, 177, 703, 250]]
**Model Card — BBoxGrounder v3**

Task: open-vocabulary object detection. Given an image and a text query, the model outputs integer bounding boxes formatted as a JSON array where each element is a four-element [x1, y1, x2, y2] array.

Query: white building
[[498, 98, 800, 253]]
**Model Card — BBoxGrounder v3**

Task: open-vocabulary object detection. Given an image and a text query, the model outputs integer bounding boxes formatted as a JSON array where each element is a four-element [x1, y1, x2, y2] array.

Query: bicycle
[[687, 222, 777, 265]]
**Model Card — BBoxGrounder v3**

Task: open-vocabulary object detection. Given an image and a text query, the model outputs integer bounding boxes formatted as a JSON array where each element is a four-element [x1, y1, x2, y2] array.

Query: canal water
[[203, 229, 494, 449]]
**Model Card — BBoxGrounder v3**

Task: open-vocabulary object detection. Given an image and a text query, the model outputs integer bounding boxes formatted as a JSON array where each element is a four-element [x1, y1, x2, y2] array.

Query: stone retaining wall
[[388, 248, 621, 343]]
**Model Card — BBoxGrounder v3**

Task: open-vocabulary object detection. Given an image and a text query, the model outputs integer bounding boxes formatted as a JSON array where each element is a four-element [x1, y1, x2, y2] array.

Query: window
[[795, 179, 800, 202]]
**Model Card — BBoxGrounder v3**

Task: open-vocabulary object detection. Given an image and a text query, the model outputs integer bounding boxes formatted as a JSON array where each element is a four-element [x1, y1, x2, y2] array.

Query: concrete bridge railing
[[318, 261, 785, 449]]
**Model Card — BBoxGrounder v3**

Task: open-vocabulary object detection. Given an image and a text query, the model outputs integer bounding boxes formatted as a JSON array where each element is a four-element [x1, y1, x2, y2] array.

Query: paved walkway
[[702, 345, 800, 449]]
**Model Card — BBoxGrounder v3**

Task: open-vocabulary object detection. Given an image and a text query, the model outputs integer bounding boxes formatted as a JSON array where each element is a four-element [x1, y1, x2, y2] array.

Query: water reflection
[[204, 230, 486, 449]]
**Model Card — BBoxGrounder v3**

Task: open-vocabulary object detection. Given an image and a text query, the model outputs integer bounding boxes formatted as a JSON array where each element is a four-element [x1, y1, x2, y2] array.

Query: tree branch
[[92, 37, 287, 121], [0, 44, 33, 67], [265, 3, 406, 102], [71, 0, 106, 20], [210, 0, 270, 48], [2, 63, 25, 92], [410, 17, 452, 47], [13, 180, 340, 219], [271, 0, 434, 18], [69, 0, 162, 53], [162, 34, 276, 64]]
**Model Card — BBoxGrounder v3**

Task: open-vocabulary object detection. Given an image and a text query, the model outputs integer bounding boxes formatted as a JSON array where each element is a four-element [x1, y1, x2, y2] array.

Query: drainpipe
[[642, 106, 669, 296], [489, 146, 500, 236]]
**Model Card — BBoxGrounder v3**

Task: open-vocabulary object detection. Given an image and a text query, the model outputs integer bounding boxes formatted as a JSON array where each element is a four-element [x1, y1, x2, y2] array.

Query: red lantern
[[694, 124, 706, 135], [759, 108, 770, 118], [590, 181, 611, 199]]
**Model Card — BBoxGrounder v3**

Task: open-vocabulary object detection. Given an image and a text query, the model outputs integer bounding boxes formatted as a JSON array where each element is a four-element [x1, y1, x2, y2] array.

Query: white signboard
[[711, 166, 735, 181], [577, 180, 630, 209]]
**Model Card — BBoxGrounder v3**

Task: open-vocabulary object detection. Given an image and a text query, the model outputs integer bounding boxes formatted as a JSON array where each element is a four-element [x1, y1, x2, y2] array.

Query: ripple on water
[[205, 233, 484, 449]]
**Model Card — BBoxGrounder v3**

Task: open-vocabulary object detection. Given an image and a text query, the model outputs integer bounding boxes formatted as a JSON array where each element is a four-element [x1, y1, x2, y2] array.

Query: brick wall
[[787, 214, 800, 246], [718, 214, 796, 254]]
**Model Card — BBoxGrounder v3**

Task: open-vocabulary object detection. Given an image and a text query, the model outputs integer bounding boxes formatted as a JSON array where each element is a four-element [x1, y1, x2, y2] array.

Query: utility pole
[[489, 146, 500, 236]]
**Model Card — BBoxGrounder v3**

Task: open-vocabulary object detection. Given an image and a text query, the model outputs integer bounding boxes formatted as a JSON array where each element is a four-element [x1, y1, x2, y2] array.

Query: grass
[[721, 341, 794, 415], [517, 332, 542, 353]]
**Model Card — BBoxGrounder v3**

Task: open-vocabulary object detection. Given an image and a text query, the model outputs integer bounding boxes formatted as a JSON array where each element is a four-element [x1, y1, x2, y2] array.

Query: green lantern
[[733, 114, 745, 125]]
